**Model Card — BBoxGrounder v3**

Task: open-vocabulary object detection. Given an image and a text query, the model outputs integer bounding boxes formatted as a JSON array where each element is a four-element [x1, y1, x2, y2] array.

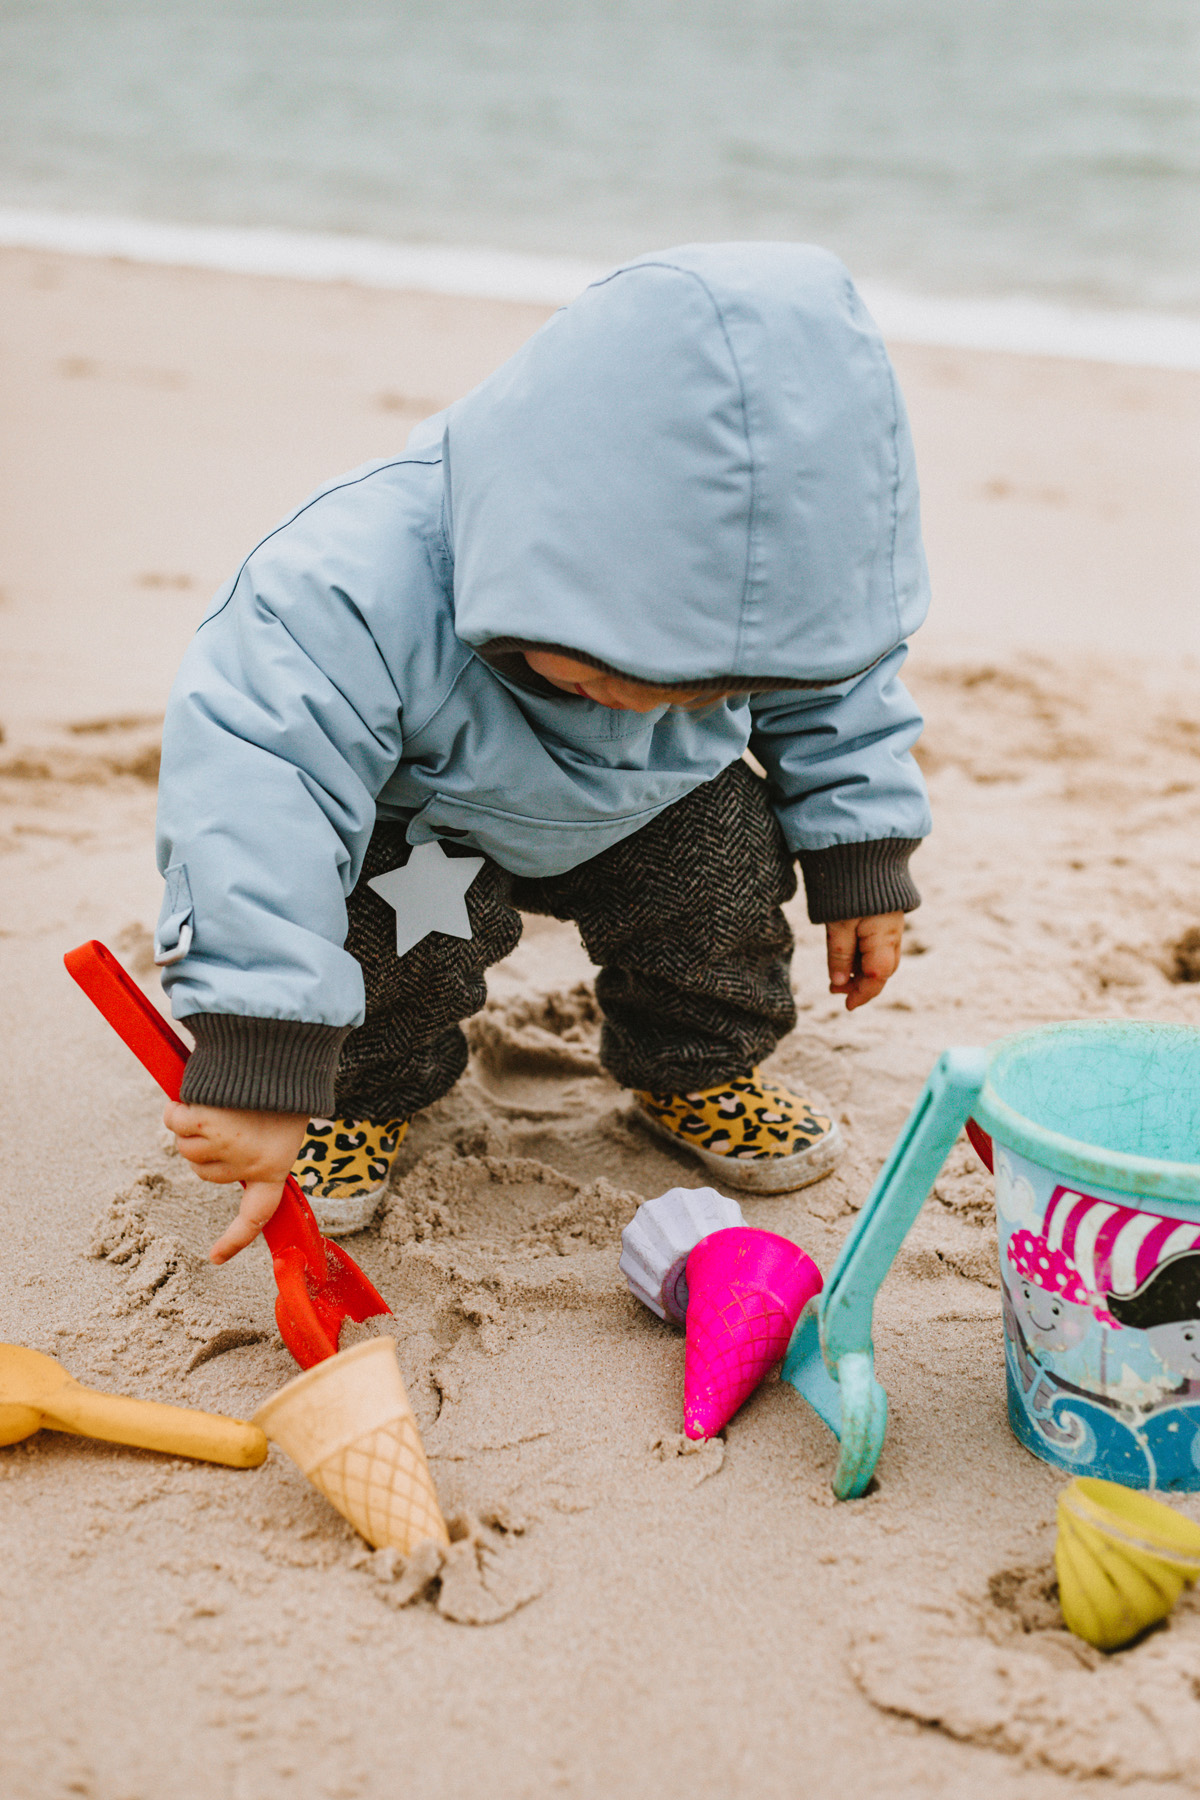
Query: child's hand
[[825, 911, 905, 1011], [162, 1102, 309, 1264]]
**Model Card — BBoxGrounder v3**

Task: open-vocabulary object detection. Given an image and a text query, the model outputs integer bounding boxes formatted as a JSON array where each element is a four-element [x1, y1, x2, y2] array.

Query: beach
[[3, 244, 1200, 1799]]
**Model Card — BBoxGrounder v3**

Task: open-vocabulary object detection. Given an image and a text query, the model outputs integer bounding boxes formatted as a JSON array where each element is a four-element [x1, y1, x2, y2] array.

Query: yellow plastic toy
[[0, 1342, 267, 1467], [253, 1336, 449, 1554], [1056, 1476, 1200, 1651]]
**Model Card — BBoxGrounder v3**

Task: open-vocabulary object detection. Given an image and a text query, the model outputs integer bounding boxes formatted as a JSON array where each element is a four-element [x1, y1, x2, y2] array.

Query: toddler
[[155, 242, 931, 1261]]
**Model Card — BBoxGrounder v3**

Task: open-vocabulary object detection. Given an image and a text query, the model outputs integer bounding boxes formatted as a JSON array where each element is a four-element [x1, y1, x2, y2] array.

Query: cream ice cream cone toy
[[1056, 1476, 1200, 1651], [254, 1337, 448, 1554]]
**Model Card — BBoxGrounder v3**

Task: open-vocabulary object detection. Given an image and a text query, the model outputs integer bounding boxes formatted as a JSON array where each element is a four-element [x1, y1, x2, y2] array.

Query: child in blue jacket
[[156, 242, 931, 1260]]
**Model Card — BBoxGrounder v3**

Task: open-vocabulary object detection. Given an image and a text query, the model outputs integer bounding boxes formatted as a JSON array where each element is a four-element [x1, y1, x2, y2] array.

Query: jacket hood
[[442, 242, 929, 688]]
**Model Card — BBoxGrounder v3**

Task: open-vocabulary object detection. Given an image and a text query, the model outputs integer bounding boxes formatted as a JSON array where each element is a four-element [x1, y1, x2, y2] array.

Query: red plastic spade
[[64, 939, 391, 1369], [683, 1227, 823, 1440]]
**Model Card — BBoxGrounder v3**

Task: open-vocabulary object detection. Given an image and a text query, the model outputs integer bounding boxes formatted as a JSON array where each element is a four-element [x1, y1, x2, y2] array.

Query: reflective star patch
[[367, 840, 485, 958]]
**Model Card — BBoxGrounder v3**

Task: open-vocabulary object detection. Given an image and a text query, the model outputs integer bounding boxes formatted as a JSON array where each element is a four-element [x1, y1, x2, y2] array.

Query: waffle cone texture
[[683, 1228, 822, 1440], [254, 1337, 449, 1554]]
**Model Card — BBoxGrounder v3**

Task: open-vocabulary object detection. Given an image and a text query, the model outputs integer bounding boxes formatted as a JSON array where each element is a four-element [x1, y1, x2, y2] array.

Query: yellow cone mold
[[253, 1336, 449, 1554], [1056, 1476, 1200, 1651]]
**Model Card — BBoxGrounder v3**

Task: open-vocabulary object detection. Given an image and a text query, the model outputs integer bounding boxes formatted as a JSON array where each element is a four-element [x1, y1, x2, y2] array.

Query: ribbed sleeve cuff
[[178, 1014, 351, 1115], [797, 839, 923, 924]]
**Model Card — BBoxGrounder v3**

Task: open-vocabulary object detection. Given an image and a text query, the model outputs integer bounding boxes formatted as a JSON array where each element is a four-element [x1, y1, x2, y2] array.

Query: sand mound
[[83, 1165, 277, 1397], [466, 982, 602, 1077], [356, 1506, 546, 1625], [382, 1149, 638, 1258]]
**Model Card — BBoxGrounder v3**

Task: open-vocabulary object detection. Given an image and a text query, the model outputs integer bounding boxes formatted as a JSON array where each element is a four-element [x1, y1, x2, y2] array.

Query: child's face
[[523, 651, 739, 714]]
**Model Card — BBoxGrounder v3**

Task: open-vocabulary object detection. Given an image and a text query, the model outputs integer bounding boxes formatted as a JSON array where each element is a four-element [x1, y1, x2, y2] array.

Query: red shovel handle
[[65, 939, 190, 1101], [63, 940, 390, 1366]]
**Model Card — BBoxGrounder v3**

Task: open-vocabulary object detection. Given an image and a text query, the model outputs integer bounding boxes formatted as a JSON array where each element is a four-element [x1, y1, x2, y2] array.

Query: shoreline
[[3, 205, 1200, 372]]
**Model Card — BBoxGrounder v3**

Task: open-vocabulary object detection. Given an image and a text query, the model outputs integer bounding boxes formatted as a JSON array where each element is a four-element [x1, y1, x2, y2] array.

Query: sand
[[2, 245, 1200, 1800]]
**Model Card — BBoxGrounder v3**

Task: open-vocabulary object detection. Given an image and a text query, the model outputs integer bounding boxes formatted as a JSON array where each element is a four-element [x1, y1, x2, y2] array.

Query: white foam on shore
[[0, 207, 604, 306], [857, 284, 1200, 373], [3, 206, 1199, 372]]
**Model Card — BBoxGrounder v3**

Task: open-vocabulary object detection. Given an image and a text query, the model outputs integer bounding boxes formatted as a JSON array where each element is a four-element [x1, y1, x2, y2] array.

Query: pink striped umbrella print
[[1042, 1185, 1200, 1299]]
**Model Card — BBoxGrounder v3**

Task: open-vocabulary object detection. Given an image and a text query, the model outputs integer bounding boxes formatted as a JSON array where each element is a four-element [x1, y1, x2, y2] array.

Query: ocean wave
[[2, 207, 1198, 372]]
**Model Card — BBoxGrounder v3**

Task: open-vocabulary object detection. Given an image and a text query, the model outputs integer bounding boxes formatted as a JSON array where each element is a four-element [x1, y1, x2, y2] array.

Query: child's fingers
[[842, 913, 905, 1010], [843, 969, 889, 1011], [825, 919, 860, 991], [859, 934, 901, 986], [172, 1132, 232, 1176], [209, 1181, 284, 1264], [163, 1099, 205, 1138]]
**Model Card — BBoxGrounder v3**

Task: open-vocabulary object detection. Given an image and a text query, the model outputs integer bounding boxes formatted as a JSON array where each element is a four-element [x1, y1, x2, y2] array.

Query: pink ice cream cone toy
[[684, 1228, 823, 1439]]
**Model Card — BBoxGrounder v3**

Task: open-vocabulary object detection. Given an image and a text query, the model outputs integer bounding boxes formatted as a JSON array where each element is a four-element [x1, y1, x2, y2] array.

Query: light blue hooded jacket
[[156, 243, 931, 1113]]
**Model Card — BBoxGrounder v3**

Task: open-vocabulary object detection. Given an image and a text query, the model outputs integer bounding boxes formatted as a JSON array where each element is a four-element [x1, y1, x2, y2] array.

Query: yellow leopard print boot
[[633, 1069, 843, 1193], [291, 1116, 409, 1237]]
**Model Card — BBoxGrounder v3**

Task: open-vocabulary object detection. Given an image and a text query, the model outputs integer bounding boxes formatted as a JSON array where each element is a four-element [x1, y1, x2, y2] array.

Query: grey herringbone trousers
[[334, 759, 798, 1120]]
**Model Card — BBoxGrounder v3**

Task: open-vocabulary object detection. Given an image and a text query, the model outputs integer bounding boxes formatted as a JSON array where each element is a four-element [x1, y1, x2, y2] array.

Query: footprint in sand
[[851, 1559, 1200, 1781]]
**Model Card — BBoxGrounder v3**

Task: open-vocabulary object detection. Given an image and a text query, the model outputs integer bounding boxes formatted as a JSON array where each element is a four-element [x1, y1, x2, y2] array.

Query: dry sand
[[2, 246, 1200, 1800]]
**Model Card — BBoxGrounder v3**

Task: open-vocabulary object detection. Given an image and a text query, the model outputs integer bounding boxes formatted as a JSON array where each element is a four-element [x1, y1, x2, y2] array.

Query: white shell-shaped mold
[[619, 1186, 746, 1325]]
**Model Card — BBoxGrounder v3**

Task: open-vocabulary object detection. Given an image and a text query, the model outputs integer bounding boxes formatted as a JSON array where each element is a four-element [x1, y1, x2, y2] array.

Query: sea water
[[0, 0, 1196, 326]]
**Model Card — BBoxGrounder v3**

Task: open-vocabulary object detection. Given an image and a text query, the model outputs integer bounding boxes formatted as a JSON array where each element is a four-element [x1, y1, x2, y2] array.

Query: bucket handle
[[783, 1046, 987, 1497]]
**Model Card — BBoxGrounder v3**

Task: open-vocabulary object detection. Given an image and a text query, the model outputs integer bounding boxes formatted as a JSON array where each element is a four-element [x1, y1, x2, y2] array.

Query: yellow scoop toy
[[1057, 1476, 1200, 1651], [0, 1342, 267, 1468]]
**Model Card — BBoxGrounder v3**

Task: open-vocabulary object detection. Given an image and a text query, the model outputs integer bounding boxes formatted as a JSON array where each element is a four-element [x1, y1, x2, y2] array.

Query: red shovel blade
[[64, 939, 391, 1368]]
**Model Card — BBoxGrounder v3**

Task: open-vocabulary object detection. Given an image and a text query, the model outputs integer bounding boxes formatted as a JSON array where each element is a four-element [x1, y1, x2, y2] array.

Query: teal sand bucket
[[782, 1022, 1200, 1497], [981, 1022, 1200, 1491]]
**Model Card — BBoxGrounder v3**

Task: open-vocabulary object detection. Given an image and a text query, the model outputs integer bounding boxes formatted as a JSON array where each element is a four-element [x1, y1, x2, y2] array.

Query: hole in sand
[[987, 1561, 1062, 1634], [1169, 926, 1200, 983]]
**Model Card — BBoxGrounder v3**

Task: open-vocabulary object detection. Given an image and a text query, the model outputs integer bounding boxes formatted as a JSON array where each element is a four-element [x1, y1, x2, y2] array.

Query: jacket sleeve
[[747, 644, 930, 923], [154, 526, 411, 1115]]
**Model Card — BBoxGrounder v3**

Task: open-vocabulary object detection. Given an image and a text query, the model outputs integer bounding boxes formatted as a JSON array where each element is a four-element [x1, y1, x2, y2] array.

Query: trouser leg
[[512, 759, 798, 1092], [333, 821, 521, 1120]]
